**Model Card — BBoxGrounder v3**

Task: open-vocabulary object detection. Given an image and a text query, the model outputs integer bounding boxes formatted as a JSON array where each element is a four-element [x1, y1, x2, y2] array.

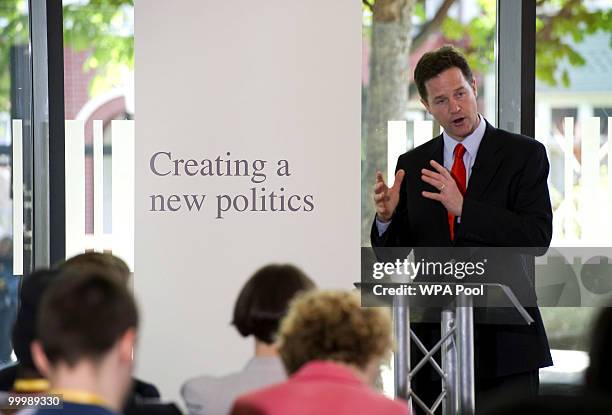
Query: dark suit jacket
[[371, 121, 553, 378]]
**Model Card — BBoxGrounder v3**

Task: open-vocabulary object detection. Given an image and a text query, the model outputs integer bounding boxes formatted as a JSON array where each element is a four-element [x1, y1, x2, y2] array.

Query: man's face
[[421, 67, 479, 140]]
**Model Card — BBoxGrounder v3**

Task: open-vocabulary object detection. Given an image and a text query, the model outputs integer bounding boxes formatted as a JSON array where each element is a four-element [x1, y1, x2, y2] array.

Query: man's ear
[[471, 78, 478, 99], [31, 341, 50, 378], [117, 328, 137, 363], [420, 97, 431, 114]]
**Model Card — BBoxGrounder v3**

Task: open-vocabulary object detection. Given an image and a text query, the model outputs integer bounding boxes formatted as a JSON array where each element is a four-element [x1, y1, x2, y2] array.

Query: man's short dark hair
[[37, 266, 138, 366], [414, 45, 474, 101], [60, 252, 131, 285], [232, 264, 315, 344], [12, 269, 59, 371]]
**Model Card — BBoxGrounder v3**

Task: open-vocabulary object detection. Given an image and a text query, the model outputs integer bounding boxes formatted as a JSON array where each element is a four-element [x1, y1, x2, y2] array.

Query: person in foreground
[[585, 306, 612, 396], [0, 269, 58, 394], [0, 269, 59, 415], [182, 264, 315, 415], [0, 254, 178, 415], [230, 290, 409, 415], [59, 252, 164, 411], [29, 265, 139, 414]]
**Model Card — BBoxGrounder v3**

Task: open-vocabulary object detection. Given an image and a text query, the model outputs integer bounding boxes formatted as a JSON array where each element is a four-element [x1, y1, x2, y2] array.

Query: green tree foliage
[[0, 0, 29, 113], [0, 0, 133, 113], [455, 0, 612, 87], [364, 0, 612, 87], [63, 0, 133, 96], [535, 0, 611, 87], [439, 0, 495, 76]]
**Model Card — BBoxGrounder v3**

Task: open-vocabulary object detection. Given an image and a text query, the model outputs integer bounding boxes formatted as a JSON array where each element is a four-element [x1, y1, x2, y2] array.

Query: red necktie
[[448, 144, 466, 240]]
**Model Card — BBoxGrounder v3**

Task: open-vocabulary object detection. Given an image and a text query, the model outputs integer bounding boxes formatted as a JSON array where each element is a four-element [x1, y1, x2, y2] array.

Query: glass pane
[[535, 0, 612, 393], [361, 0, 497, 397], [361, 0, 497, 246], [62, 0, 134, 263], [0, 0, 32, 368]]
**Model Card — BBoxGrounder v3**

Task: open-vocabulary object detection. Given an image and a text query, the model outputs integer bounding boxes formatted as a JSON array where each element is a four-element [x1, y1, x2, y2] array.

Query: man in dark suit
[[371, 45, 553, 412]]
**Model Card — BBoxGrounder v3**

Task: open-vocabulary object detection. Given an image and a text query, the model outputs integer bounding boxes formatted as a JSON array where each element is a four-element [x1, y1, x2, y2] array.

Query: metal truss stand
[[393, 283, 533, 415]]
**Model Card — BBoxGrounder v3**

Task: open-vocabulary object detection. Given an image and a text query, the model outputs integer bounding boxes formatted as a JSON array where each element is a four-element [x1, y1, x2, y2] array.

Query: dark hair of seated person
[[585, 306, 612, 394], [59, 251, 131, 285], [15, 269, 59, 375], [37, 268, 139, 367], [232, 264, 315, 344], [0, 269, 59, 392], [58, 253, 162, 405]]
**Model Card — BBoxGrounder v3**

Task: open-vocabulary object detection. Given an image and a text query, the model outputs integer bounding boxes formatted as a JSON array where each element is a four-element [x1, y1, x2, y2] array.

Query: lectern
[[358, 282, 535, 415]]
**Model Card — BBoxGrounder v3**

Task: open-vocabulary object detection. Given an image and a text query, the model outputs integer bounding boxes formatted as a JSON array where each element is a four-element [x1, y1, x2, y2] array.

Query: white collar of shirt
[[442, 114, 485, 160]]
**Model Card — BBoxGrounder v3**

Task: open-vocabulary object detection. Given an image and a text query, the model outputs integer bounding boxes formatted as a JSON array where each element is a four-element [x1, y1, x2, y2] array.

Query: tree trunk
[[362, 0, 415, 245]]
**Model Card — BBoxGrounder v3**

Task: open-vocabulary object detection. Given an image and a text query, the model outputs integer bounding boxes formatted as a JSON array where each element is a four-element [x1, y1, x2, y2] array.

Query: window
[[535, 0, 612, 392], [62, 0, 134, 267], [0, 0, 32, 368]]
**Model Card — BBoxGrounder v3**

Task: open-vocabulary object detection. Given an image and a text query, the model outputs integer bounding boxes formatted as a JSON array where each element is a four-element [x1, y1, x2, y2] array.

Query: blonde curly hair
[[278, 290, 392, 375]]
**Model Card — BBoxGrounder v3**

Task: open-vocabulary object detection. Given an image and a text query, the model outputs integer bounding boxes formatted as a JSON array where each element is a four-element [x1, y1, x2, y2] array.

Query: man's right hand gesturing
[[373, 169, 405, 223]]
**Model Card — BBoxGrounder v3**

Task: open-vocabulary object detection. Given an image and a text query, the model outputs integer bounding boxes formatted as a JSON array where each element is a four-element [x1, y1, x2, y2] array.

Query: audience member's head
[[232, 264, 315, 345], [585, 306, 612, 394], [31, 264, 139, 411], [59, 252, 131, 285], [278, 290, 392, 383], [11, 268, 59, 380]]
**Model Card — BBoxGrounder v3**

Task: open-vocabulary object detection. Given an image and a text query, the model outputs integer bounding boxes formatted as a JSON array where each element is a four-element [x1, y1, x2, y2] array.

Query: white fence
[[64, 119, 134, 269], [386, 117, 612, 246]]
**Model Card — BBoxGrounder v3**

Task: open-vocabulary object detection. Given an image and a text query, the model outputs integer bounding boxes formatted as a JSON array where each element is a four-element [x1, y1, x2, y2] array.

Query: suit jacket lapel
[[424, 135, 451, 242], [465, 121, 504, 200], [426, 133, 444, 167]]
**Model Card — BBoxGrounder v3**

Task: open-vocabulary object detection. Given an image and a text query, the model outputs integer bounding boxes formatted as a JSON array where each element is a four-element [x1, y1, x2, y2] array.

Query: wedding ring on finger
[[439, 183, 445, 191]]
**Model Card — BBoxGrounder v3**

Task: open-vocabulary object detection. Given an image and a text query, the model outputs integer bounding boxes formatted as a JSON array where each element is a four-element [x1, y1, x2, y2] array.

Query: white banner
[[134, 0, 361, 403]]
